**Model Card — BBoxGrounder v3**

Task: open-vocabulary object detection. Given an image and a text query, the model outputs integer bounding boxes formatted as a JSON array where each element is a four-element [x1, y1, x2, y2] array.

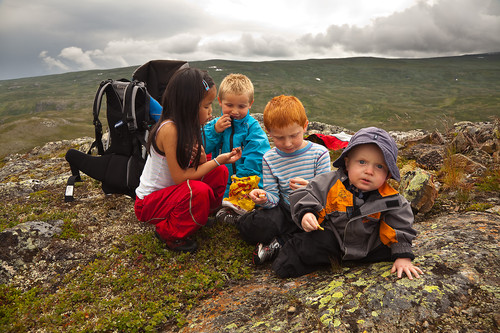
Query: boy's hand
[[215, 114, 232, 133], [290, 177, 308, 190], [301, 212, 322, 232], [249, 189, 267, 204], [391, 258, 423, 280]]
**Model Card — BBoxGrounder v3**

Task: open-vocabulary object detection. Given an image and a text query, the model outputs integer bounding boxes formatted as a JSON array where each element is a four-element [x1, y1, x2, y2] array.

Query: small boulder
[[450, 132, 474, 154], [0, 220, 63, 267], [400, 144, 446, 171], [416, 148, 445, 171], [479, 139, 497, 155], [399, 169, 438, 215]]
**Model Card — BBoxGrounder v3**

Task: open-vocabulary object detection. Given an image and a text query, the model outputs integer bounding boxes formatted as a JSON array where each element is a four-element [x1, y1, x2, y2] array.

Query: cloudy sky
[[1, 0, 499, 80]]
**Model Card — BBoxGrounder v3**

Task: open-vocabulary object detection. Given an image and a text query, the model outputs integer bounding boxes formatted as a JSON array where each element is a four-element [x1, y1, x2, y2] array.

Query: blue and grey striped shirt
[[261, 141, 331, 208]]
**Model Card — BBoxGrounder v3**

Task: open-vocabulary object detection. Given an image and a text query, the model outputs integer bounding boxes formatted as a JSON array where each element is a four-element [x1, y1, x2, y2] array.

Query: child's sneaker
[[215, 207, 240, 224], [253, 238, 281, 265]]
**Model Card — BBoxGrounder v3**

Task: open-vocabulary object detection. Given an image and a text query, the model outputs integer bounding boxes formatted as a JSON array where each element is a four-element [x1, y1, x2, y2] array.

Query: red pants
[[134, 166, 228, 241]]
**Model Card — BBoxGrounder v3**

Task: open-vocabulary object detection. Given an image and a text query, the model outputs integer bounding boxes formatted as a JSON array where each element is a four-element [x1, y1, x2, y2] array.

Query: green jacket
[[290, 169, 417, 261]]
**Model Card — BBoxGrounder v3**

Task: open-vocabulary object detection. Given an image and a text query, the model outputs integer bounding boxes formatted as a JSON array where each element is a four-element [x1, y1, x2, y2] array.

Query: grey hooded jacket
[[290, 169, 417, 261]]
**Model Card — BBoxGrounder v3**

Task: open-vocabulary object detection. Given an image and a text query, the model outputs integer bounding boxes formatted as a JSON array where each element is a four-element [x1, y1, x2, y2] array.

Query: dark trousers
[[237, 201, 301, 245], [272, 229, 392, 278]]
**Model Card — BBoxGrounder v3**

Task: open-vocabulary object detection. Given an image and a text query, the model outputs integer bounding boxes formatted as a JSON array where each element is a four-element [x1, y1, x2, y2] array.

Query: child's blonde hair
[[263, 95, 308, 130], [218, 73, 254, 103]]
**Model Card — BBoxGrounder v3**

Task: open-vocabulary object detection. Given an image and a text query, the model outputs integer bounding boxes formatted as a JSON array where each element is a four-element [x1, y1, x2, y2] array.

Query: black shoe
[[253, 238, 281, 265], [215, 207, 240, 224], [154, 231, 198, 253]]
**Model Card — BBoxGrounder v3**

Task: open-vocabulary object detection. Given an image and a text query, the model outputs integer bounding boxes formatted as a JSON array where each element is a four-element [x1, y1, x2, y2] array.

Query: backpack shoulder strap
[[123, 80, 150, 133], [90, 79, 114, 155]]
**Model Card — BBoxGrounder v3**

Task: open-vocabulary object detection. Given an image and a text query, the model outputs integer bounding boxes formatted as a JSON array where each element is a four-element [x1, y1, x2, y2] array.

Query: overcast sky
[[1, 0, 499, 80]]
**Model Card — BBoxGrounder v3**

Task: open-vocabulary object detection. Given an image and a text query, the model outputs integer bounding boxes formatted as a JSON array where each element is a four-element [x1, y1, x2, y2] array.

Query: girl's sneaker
[[154, 231, 198, 253], [253, 238, 281, 265]]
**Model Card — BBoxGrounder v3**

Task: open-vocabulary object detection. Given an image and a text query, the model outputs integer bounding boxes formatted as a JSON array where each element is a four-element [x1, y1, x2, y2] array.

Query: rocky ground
[[1, 119, 499, 332]]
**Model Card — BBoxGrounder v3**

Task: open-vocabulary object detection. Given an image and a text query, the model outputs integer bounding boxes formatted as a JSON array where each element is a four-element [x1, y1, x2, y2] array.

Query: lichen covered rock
[[183, 212, 499, 332], [399, 168, 439, 214]]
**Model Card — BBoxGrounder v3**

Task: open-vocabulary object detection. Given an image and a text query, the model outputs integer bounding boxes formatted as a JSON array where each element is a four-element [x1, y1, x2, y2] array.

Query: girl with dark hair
[[135, 67, 242, 252]]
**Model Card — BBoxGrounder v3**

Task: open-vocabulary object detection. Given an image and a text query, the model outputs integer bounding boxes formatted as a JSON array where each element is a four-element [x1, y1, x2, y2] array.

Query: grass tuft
[[476, 169, 500, 192]]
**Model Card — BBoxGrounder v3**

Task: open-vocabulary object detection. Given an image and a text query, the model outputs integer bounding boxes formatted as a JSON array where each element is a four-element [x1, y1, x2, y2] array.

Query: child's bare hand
[[391, 258, 423, 280], [219, 147, 241, 164], [290, 177, 308, 190], [301, 212, 322, 232], [249, 189, 267, 204], [215, 114, 232, 133]]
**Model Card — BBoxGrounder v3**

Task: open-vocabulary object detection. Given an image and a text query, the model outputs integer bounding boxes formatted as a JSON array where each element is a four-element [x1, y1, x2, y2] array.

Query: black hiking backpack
[[64, 60, 189, 202]]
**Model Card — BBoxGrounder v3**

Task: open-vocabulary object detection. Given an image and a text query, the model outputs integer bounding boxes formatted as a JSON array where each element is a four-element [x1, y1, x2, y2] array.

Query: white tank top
[[135, 121, 174, 199]]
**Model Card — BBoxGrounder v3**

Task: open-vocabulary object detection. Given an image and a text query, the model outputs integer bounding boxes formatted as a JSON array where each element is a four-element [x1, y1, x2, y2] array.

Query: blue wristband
[[214, 158, 221, 166]]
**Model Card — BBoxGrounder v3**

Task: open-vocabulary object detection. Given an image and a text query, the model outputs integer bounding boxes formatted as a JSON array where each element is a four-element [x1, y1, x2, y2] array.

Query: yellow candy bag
[[222, 175, 260, 215]]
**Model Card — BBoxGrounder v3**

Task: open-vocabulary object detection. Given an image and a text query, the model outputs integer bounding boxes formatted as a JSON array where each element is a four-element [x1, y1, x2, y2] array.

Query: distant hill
[[0, 53, 499, 157]]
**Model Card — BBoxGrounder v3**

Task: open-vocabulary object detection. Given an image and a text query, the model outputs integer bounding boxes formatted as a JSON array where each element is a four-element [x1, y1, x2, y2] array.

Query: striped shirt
[[261, 141, 331, 208]]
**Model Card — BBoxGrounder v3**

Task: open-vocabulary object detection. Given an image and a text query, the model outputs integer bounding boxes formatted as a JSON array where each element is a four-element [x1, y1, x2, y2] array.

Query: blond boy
[[203, 73, 270, 222]]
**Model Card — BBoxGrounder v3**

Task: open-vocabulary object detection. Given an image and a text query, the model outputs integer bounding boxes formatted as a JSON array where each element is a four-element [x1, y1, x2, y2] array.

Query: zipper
[[229, 118, 236, 174], [341, 196, 402, 258]]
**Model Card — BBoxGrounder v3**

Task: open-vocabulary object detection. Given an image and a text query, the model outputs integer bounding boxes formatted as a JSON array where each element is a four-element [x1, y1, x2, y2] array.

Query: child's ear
[[303, 120, 309, 131], [344, 156, 350, 171], [249, 100, 254, 108]]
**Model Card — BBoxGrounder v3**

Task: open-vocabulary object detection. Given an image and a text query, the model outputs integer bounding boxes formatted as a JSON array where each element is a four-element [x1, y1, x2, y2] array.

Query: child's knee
[[189, 180, 214, 199]]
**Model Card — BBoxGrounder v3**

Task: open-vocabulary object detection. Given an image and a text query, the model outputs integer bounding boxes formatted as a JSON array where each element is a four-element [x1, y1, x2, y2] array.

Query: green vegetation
[[202, 55, 500, 131], [0, 175, 253, 331], [0, 189, 77, 233], [1, 221, 253, 331], [476, 169, 500, 192], [1, 54, 499, 156], [465, 203, 494, 212]]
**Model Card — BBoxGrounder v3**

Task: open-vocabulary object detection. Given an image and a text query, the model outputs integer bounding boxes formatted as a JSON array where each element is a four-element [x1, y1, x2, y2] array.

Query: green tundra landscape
[[0, 53, 499, 157], [0, 54, 499, 332]]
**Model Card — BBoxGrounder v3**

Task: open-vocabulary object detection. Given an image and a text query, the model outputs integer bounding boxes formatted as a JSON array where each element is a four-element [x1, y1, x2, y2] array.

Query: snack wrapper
[[222, 175, 260, 215]]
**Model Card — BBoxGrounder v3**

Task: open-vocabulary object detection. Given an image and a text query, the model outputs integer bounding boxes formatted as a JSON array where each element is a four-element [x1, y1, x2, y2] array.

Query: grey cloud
[[0, 0, 209, 79], [39, 51, 70, 71], [299, 0, 500, 56], [204, 34, 295, 58], [1, 0, 499, 80], [36, 1, 205, 45], [241, 34, 295, 57], [158, 35, 202, 54]]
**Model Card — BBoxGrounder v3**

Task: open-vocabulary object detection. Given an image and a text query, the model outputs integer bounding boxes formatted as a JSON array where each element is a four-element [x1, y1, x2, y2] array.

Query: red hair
[[263, 95, 308, 130]]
